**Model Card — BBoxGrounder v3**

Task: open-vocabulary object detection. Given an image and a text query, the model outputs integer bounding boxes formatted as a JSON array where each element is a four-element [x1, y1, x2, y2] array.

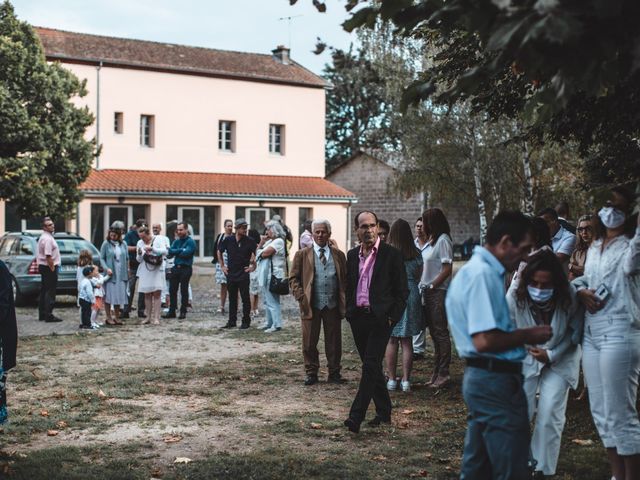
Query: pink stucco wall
[[64, 63, 326, 177]]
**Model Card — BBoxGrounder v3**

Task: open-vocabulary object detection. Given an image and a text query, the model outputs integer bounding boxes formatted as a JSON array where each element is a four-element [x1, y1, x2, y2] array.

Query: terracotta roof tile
[[81, 169, 356, 201], [35, 27, 327, 88]]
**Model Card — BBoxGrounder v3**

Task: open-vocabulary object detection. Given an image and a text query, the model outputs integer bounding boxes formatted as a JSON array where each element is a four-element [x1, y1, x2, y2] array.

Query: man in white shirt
[[413, 217, 431, 359], [538, 208, 576, 265]]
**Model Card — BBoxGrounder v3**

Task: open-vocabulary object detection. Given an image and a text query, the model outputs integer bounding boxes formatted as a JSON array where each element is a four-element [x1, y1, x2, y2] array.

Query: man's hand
[[523, 325, 553, 345], [528, 347, 550, 364], [221, 266, 229, 275], [577, 288, 604, 314]]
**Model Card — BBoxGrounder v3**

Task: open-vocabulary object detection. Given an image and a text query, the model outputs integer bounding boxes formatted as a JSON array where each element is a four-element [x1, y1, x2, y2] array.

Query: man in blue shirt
[[164, 221, 196, 320], [446, 211, 552, 479]]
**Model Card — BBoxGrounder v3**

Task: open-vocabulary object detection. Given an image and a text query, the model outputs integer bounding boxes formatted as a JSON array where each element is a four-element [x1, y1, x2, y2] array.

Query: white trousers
[[582, 315, 640, 455], [523, 367, 570, 475]]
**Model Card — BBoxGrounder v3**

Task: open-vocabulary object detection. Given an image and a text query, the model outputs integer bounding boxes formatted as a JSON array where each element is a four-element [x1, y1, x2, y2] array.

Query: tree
[[323, 46, 392, 172], [296, 0, 640, 190], [0, 1, 94, 219]]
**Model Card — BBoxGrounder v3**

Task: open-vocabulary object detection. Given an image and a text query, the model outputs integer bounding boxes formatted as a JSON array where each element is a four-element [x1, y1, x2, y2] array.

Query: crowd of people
[[0, 184, 638, 479]]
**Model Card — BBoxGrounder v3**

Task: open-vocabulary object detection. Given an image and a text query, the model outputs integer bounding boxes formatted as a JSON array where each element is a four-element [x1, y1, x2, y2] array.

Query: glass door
[[246, 208, 270, 233], [104, 205, 132, 234], [178, 206, 204, 258]]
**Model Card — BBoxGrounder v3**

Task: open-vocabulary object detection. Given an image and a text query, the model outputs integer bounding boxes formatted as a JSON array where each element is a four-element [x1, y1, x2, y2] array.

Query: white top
[[91, 273, 110, 297], [135, 237, 168, 293], [573, 228, 640, 325], [257, 237, 286, 287], [420, 234, 453, 289], [154, 234, 172, 269], [507, 281, 582, 388], [414, 237, 432, 263], [551, 226, 576, 256]]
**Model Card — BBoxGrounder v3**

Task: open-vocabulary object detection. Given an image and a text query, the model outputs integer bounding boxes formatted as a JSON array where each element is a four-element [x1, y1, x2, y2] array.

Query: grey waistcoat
[[312, 249, 338, 310]]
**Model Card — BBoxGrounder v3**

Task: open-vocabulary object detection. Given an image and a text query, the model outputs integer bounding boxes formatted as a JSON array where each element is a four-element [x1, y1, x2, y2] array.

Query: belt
[[355, 306, 372, 314], [465, 357, 522, 374]]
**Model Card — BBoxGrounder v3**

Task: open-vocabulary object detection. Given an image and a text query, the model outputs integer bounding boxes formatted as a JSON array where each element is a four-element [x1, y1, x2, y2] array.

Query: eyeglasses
[[577, 226, 592, 232]]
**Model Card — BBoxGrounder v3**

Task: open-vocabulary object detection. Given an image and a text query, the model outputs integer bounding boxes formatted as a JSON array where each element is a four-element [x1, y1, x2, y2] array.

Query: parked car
[[0, 231, 101, 305]]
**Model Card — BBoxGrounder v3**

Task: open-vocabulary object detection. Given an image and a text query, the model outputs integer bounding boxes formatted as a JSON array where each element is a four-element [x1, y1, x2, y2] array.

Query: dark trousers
[[79, 298, 92, 327], [38, 265, 58, 321], [124, 261, 145, 314], [461, 366, 530, 480], [348, 310, 393, 423], [302, 307, 342, 377], [169, 265, 192, 315], [227, 278, 250, 326]]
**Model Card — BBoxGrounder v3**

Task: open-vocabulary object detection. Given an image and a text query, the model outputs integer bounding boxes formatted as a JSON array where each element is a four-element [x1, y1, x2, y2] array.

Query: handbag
[[143, 238, 163, 267], [268, 242, 289, 295]]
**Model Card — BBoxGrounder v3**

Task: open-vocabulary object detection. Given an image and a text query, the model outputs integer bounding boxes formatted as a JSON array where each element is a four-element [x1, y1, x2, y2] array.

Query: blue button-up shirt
[[445, 246, 525, 362], [167, 236, 196, 266]]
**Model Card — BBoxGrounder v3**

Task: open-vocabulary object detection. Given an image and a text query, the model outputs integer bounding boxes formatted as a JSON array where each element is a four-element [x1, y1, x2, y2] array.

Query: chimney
[[272, 45, 291, 65]]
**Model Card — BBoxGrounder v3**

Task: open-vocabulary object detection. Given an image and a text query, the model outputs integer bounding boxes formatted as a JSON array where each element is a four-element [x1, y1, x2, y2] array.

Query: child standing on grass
[[90, 268, 110, 327], [76, 250, 93, 306], [78, 266, 98, 330]]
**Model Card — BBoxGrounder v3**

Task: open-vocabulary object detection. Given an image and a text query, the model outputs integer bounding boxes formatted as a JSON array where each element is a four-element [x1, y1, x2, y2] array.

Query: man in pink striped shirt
[[343, 211, 408, 433], [37, 217, 62, 322]]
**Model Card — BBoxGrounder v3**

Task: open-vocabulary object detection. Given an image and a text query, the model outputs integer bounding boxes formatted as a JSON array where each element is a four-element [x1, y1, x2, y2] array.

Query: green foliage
[[0, 1, 94, 219], [312, 0, 640, 189], [322, 46, 393, 172]]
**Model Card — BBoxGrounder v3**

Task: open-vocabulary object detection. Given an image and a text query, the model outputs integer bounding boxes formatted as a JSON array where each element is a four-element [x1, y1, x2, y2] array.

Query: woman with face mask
[[573, 185, 640, 480], [507, 249, 582, 478]]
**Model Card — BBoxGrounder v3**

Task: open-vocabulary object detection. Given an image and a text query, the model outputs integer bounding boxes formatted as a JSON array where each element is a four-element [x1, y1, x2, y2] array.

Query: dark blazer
[[289, 245, 347, 320], [345, 242, 409, 325], [0, 260, 18, 371]]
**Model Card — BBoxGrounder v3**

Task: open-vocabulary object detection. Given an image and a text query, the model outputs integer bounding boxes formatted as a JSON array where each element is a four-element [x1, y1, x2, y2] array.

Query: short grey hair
[[266, 220, 286, 239], [311, 219, 332, 233]]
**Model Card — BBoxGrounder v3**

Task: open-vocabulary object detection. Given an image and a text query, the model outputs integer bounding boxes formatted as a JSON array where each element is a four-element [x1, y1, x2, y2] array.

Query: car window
[[0, 237, 17, 256], [18, 239, 34, 255], [56, 239, 99, 255]]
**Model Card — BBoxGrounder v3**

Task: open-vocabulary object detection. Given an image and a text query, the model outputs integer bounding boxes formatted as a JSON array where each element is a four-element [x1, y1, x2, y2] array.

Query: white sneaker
[[259, 323, 271, 330], [264, 326, 281, 333], [386, 379, 397, 391], [401, 380, 411, 392]]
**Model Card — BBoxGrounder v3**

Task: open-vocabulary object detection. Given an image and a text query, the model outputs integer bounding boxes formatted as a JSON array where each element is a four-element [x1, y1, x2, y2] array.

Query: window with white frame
[[140, 114, 155, 147], [218, 120, 235, 152], [269, 124, 284, 155]]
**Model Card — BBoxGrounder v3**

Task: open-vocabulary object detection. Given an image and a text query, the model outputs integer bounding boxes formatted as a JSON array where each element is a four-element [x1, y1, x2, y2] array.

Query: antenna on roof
[[278, 14, 302, 50]]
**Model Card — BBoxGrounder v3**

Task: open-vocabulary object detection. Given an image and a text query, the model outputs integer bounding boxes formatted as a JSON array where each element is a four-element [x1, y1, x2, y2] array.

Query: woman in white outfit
[[256, 221, 286, 332], [574, 186, 640, 480], [135, 226, 168, 325], [507, 249, 582, 478]]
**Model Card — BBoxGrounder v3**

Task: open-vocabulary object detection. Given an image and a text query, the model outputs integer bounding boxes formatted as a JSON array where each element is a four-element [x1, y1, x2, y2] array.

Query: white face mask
[[598, 207, 626, 229], [527, 286, 554, 303]]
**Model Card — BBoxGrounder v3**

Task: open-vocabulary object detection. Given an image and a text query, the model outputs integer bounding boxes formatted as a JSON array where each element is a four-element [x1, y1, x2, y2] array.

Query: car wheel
[[11, 277, 27, 306]]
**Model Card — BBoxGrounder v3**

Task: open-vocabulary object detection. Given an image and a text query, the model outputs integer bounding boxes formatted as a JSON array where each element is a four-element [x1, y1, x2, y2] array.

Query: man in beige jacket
[[289, 219, 347, 386]]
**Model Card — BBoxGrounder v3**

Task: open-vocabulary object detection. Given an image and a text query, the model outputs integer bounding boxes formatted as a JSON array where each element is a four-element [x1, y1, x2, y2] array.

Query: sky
[[10, 0, 357, 75]]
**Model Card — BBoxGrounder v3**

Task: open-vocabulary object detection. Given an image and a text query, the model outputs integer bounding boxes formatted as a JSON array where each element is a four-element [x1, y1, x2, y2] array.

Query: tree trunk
[[469, 125, 488, 243], [521, 140, 535, 215]]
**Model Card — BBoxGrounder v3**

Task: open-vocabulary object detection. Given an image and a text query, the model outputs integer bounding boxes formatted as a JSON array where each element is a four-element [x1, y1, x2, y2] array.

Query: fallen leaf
[[174, 457, 192, 464], [400, 409, 415, 415], [97, 390, 108, 400], [572, 439, 594, 446], [40, 410, 49, 417], [425, 452, 432, 459], [56, 421, 68, 429], [409, 470, 429, 478], [309, 423, 323, 430], [30, 369, 41, 379], [397, 421, 409, 429], [46, 430, 59, 436], [372, 455, 387, 461], [163, 434, 183, 443]]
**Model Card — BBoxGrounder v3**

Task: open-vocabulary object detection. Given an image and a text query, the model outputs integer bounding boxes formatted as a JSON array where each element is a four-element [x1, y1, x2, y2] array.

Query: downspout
[[96, 60, 102, 170], [347, 200, 352, 248]]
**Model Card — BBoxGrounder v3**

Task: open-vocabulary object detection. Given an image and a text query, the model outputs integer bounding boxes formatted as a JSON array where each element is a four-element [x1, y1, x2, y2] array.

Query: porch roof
[[80, 169, 357, 203]]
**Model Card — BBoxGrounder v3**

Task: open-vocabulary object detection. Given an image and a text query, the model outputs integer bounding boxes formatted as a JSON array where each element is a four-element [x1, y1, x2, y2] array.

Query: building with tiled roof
[[3, 27, 357, 257]]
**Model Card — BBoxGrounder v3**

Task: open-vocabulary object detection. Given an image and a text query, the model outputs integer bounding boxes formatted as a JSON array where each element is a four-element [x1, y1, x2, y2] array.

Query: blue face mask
[[598, 206, 626, 229], [527, 286, 554, 303]]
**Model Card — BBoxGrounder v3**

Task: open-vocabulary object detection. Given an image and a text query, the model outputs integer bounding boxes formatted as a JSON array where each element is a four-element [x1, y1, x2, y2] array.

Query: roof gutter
[[81, 190, 358, 204]]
